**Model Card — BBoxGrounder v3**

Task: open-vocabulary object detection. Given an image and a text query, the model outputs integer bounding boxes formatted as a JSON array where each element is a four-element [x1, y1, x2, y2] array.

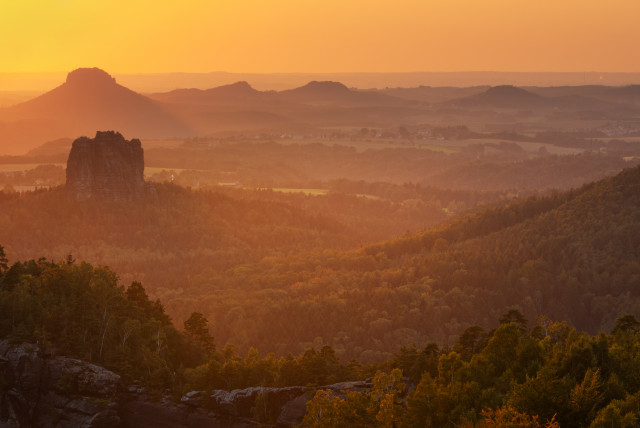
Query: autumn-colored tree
[[466, 406, 560, 428]]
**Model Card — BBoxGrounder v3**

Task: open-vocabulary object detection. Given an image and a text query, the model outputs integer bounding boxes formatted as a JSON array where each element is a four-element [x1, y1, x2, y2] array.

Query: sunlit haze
[[2, 0, 640, 75]]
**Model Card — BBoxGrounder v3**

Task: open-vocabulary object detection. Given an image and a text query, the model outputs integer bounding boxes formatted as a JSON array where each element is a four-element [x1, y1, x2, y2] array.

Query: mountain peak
[[66, 68, 116, 87], [447, 84, 545, 108], [229, 81, 252, 89], [303, 81, 349, 92], [484, 85, 532, 96]]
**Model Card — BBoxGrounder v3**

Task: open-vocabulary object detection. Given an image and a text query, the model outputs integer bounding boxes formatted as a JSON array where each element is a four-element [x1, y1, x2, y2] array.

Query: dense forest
[[2, 252, 640, 427], [2, 165, 640, 363], [0, 178, 515, 305], [165, 164, 640, 360], [302, 312, 640, 427]]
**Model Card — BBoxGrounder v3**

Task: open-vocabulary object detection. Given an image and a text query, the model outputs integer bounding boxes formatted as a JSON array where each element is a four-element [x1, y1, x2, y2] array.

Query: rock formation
[[66, 131, 146, 200], [65, 68, 117, 87], [0, 340, 402, 427], [0, 340, 121, 427]]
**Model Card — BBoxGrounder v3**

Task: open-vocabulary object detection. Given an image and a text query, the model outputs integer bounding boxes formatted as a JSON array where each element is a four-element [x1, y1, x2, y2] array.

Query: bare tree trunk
[[99, 307, 111, 361]]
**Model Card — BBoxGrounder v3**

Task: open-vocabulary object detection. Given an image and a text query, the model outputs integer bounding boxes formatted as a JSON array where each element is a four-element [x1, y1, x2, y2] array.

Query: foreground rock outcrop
[[66, 131, 146, 200], [0, 341, 383, 427], [183, 380, 372, 426], [0, 341, 121, 428]]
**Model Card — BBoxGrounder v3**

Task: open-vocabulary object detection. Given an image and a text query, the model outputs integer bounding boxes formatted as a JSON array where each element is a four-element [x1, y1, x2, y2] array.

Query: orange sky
[[2, 0, 640, 74]]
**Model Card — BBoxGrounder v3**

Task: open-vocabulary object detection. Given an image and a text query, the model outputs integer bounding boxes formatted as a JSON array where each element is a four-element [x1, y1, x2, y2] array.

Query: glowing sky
[[2, 0, 640, 73]]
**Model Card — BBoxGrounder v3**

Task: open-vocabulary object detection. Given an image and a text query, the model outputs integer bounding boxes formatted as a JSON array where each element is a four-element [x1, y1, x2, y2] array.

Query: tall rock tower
[[66, 131, 145, 200]]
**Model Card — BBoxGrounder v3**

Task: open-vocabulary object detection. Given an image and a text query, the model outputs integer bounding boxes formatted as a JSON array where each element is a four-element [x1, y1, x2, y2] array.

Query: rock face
[[66, 131, 145, 200], [65, 68, 117, 87], [0, 340, 121, 428], [180, 380, 373, 426], [0, 340, 392, 427], [119, 392, 260, 428]]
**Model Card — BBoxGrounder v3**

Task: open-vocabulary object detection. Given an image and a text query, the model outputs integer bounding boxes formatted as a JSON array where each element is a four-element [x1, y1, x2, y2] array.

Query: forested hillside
[[3, 165, 640, 364], [167, 165, 640, 361], [302, 313, 640, 427], [0, 182, 494, 300], [3, 253, 640, 427]]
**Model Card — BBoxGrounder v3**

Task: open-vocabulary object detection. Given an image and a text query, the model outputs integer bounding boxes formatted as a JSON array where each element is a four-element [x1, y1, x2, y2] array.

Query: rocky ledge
[[0, 341, 120, 428], [0, 341, 379, 427]]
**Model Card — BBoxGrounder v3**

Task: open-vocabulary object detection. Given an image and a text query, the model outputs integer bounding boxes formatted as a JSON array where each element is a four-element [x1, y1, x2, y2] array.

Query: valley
[[2, 68, 640, 427]]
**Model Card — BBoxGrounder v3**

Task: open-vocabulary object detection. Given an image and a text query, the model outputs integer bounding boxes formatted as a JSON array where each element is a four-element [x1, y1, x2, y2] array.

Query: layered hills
[[0, 68, 193, 154], [445, 84, 618, 111], [2, 160, 640, 361], [2, 67, 640, 155], [166, 164, 640, 360]]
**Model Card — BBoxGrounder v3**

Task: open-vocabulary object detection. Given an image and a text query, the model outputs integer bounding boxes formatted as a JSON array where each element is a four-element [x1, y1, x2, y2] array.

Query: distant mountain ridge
[[150, 81, 279, 106], [0, 68, 194, 154], [149, 79, 406, 107], [147, 78, 416, 133], [444, 84, 620, 110], [447, 85, 549, 108], [6, 68, 194, 133], [2, 67, 639, 155]]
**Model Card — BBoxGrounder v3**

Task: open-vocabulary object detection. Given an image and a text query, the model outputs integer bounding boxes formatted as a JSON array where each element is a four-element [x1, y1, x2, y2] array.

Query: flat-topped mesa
[[66, 131, 145, 200], [65, 67, 117, 87]]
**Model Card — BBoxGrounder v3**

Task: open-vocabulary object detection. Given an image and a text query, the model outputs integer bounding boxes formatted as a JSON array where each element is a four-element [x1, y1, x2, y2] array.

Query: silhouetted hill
[[152, 79, 405, 108], [528, 84, 640, 106], [24, 137, 72, 157], [0, 68, 193, 154], [447, 85, 552, 108], [148, 80, 412, 131], [379, 85, 489, 103], [426, 152, 638, 191], [446, 84, 620, 111], [279, 81, 403, 106], [149, 81, 279, 107]]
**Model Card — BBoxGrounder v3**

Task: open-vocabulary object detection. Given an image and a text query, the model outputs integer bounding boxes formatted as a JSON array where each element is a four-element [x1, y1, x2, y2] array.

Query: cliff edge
[[65, 131, 145, 200]]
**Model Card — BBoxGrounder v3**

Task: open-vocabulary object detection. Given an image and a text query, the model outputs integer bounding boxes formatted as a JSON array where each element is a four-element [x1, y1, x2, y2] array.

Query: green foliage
[[471, 406, 560, 428], [391, 312, 640, 427], [0, 245, 7, 275], [150, 164, 640, 362], [0, 257, 206, 389], [5, 163, 640, 363], [301, 368, 405, 427], [3, 251, 640, 428], [181, 344, 366, 393], [184, 312, 215, 354], [590, 391, 640, 428]]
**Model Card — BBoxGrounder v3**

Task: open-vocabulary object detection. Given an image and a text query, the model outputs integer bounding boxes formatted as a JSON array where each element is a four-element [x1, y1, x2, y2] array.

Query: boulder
[[0, 341, 121, 428], [119, 392, 259, 428]]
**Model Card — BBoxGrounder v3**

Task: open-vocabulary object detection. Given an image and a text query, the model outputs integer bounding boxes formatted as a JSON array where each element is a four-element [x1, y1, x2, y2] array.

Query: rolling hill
[[0, 68, 194, 154], [2, 158, 640, 361], [149, 81, 280, 107], [278, 80, 404, 107], [158, 164, 640, 360], [527, 84, 640, 106], [147, 79, 414, 131], [446, 84, 621, 112]]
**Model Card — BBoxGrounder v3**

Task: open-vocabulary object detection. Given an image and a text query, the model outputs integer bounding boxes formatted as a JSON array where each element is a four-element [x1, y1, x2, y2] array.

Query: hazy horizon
[[3, 70, 640, 93]]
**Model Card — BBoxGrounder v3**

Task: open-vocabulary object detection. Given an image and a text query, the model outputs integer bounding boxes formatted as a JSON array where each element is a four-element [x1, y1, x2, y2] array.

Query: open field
[[0, 163, 64, 172], [256, 187, 329, 196]]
